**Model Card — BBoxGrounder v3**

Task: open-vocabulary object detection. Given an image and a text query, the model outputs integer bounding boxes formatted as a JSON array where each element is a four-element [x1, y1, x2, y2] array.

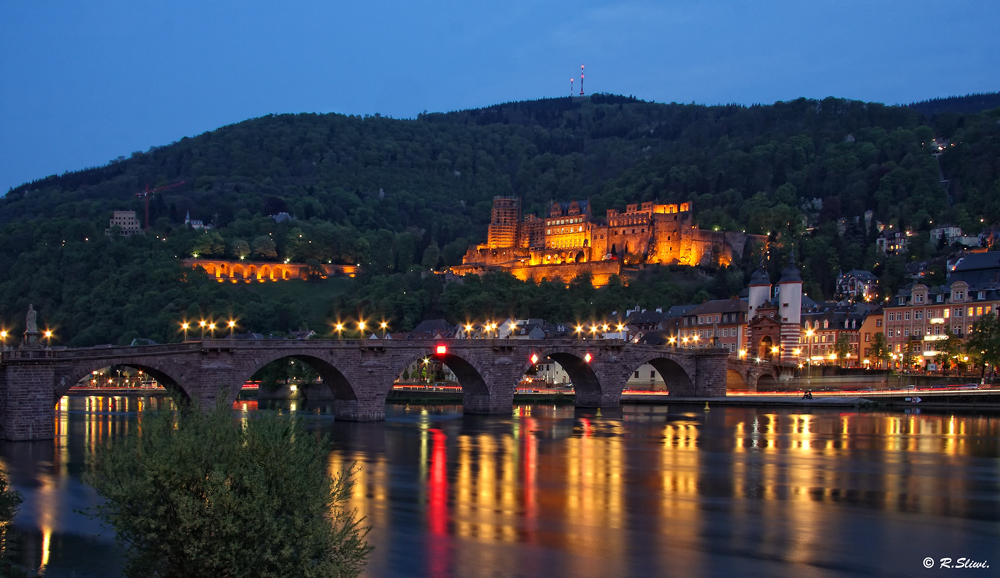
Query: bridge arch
[[727, 368, 749, 390], [620, 354, 695, 396], [538, 349, 603, 404], [234, 352, 358, 408], [391, 348, 509, 414], [57, 358, 190, 404]]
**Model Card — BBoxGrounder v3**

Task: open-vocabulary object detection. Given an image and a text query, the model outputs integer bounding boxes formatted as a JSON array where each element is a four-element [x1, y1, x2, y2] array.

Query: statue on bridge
[[22, 304, 40, 348], [26, 305, 37, 333]]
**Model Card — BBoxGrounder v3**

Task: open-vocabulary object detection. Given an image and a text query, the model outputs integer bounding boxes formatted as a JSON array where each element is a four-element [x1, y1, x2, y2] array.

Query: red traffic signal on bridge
[[584, 352, 592, 363], [435, 345, 447, 355], [530, 353, 539, 365]]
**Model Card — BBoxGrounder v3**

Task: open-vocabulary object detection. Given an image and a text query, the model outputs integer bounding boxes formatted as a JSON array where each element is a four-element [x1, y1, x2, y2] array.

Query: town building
[[105, 210, 143, 237], [930, 225, 963, 246], [676, 299, 749, 356], [876, 229, 913, 256], [836, 270, 879, 301], [799, 302, 880, 367], [185, 211, 208, 230], [883, 253, 1000, 370], [453, 196, 765, 286]]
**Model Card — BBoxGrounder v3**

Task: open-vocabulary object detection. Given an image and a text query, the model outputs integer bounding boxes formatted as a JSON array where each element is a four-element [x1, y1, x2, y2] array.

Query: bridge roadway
[[0, 338, 731, 440]]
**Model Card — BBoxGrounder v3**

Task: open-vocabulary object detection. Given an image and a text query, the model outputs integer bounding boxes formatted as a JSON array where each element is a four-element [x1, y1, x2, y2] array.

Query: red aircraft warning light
[[436, 345, 447, 355]]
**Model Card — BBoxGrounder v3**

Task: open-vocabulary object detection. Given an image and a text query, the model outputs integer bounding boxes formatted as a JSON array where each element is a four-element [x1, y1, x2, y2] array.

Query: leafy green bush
[[87, 404, 370, 578]]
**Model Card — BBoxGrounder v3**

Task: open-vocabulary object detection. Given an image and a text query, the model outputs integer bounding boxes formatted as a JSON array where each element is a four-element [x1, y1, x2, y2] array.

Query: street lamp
[[228, 320, 236, 338], [181, 322, 189, 342], [335, 323, 344, 339], [44, 329, 53, 348], [209, 322, 216, 339], [380, 321, 388, 339], [199, 320, 206, 339], [465, 324, 473, 339], [358, 320, 366, 337], [0, 329, 6, 351]]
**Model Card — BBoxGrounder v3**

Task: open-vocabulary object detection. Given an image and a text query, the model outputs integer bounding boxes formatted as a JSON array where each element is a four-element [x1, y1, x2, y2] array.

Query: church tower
[[776, 251, 803, 364]]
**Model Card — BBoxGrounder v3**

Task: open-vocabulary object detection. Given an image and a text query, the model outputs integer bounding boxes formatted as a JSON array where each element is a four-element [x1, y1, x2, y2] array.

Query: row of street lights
[[180, 319, 237, 341], [0, 328, 56, 349]]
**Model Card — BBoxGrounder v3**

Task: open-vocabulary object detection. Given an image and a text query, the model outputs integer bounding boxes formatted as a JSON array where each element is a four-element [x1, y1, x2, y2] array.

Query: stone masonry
[[0, 339, 731, 440]]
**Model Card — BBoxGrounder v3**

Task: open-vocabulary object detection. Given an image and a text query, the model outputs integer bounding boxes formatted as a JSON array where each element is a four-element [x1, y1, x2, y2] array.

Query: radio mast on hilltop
[[570, 78, 574, 96], [580, 64, 584, 96]]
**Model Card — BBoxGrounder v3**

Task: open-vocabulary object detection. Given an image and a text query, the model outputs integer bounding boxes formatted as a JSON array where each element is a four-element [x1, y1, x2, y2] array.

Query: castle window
[[641, 228, 645, 233]]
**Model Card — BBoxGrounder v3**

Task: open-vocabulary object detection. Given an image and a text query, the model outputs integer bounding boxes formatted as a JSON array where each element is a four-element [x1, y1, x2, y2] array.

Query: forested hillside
[[2, 94, 998, 346]]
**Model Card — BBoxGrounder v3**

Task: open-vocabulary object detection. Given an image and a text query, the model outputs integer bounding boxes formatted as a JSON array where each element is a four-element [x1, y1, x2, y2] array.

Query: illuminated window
[[968, 307, 974, 316], [976, 307, 983, 316]]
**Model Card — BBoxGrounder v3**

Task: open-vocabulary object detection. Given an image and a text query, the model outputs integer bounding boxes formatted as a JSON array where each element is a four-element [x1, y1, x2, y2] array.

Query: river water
[[1, 396, 998, 577]]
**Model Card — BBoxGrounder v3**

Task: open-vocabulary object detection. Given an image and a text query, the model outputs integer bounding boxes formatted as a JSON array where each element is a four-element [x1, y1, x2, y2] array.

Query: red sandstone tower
[[486, 196, 520, 249]]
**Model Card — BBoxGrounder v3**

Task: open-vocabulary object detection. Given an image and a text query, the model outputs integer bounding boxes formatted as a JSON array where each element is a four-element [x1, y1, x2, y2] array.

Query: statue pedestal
[[21, 330, 41, 349]]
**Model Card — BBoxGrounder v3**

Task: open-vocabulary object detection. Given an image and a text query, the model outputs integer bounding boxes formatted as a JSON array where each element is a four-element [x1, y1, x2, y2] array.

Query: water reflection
[[0, 398, 997, 577]]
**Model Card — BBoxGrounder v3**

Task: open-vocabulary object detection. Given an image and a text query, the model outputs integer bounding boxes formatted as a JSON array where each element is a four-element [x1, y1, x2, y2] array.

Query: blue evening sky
[[1, 1, 997, 192]]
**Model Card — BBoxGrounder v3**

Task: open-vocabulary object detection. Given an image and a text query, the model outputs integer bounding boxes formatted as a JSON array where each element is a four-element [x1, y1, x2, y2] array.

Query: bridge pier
[[573, 387, 623, 408], [334, 396, 386, 421], [463, 389, 515, 414], [0, 362, 57, 441]]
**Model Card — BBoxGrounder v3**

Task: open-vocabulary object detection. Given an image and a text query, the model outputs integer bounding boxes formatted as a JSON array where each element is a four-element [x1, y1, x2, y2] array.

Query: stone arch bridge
[[0, 339, 729, 441]]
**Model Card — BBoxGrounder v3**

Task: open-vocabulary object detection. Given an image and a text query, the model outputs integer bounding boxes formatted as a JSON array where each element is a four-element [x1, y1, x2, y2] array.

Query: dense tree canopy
[[1, 94, 998, 345]]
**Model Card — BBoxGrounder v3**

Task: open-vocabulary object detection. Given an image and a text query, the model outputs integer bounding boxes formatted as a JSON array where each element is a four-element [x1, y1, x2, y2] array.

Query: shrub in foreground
[[87, 404, 370, 578]]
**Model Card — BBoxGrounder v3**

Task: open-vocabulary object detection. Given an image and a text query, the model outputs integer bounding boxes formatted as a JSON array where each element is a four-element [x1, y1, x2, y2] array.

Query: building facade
[[105, 210, 143, 237]]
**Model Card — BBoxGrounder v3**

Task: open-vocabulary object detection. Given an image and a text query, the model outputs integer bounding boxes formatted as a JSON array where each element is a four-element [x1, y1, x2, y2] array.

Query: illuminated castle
[[452, 197, 763, 286]]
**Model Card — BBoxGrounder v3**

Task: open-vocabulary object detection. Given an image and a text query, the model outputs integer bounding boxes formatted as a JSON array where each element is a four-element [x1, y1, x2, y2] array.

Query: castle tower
[[777, 251, 803, 364], [486, 197, 520, 249], [747, 260, 771, 320]]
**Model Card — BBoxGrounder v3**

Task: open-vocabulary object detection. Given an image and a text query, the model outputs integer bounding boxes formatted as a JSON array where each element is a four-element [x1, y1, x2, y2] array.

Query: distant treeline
[[908, 92, 1000, 116]]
